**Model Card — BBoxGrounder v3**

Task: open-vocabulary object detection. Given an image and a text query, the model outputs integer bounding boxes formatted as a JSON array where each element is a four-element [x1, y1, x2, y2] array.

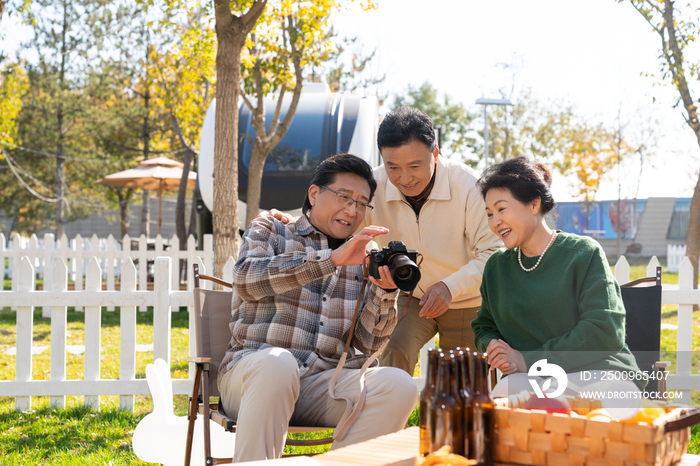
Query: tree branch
[[629, 0, 662, 35], [240, 90, 256, 112], [267, 82, 287, 139], [241, 0, 268, 32], [269, 15, 304, 148], [662, 0, 700, 142]]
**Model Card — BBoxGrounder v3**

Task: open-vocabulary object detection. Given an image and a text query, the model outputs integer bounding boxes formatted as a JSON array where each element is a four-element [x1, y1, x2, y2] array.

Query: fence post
[[120, 258, 137, 412], [42, 233, 55, 318], [106, 234, 116, 311], [28, 234, 38, 278], [138, 235, 148, 312], [614, 255, 630, 285], [74, 235, 84, 312], [84, 257, 102, 409], [15, 256, 35, 411], [170, 233, 179, 294], [676, 257, 694, 403], [90, 234, 99, 276], [50, 258, 68, 408], [153, 257, 172, 365], [10, 232, 19, 311], [647, 256, 660, 279]]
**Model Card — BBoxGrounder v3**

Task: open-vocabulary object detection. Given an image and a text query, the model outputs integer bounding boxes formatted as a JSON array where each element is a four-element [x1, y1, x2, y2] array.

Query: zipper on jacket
[[401, 198, 430, 244]]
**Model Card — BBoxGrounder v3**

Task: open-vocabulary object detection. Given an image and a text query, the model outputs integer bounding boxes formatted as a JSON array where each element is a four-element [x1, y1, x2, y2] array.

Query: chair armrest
[[655, 361, 670, 369], [187, 357, 212, 364]]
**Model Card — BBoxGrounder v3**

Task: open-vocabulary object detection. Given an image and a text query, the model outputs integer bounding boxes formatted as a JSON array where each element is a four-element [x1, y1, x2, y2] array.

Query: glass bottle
[[456, 349, 473, 458], [430, 353, 465, 456], [419, 349, 441, 456], [449, 350, 466, 407], [468, 352, 494, 465]]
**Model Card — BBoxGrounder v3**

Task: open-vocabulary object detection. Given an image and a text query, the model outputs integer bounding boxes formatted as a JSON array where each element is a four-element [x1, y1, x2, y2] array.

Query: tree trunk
[[117, 189, 131, 238], [246, 144, 267, 226], [176, 147, 195, 251], [0, 2, 6, 32], [212, 0, 267, 279], [55, 0, 68, 240], [141, 36, 151, 238], [686, 175, 700, 287], [662, 0, 700, 288]]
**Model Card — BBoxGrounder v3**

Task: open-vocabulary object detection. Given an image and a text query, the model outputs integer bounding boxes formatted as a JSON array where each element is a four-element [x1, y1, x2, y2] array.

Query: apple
[[522, 396, 571, 414]]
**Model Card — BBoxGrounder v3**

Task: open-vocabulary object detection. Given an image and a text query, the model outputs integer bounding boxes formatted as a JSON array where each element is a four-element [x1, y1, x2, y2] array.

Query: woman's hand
[[485, 339, 526, 375]]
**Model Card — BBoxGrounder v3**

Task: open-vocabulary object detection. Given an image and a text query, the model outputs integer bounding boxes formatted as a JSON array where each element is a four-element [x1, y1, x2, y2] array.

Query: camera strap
[[329, 259, 414, 442]]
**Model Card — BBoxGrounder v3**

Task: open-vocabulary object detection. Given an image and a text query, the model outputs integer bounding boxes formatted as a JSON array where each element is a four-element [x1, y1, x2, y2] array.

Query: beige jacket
[[360, 156, 502, 308]]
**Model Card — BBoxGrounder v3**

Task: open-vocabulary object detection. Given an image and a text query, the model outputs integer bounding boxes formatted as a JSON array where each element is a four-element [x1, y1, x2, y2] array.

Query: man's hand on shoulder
[[418, 281, 452, 318], [256, 208, 293, 224]]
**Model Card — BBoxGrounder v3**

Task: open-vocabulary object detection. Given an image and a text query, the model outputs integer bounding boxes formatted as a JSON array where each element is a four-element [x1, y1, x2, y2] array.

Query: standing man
[[364, 107, 502, 375], [219, 153, 418, 463]]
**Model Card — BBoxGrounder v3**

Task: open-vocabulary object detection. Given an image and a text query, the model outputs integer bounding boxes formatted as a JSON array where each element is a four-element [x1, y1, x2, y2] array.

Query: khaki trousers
[[219, 347, 419, 463], [379, 293, 479, 375]]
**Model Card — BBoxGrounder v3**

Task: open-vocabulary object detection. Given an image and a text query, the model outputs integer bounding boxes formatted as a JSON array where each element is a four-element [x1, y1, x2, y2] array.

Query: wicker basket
[[493, 395, 699, 466]]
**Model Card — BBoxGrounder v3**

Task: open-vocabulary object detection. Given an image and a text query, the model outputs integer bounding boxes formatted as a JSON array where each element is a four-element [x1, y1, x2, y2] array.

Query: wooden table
[[314, 427, 700, 466]]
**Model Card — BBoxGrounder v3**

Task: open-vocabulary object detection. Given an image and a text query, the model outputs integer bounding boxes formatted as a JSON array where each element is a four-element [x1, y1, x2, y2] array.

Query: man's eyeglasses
[[321, 186, 374, 212]]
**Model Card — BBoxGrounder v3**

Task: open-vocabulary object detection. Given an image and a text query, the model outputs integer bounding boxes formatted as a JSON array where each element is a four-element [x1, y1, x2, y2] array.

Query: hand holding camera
[[330, 226, 389, 267], [368, 241, 422, 292]]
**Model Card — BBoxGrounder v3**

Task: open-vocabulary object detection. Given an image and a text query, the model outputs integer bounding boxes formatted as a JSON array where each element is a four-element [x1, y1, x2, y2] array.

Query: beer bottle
[[456, 349, 473, 458], [430, 353, 465, 456], [419, 349, 441, 456], [468, 352, 494, 466], [449, 350, 465, 407]]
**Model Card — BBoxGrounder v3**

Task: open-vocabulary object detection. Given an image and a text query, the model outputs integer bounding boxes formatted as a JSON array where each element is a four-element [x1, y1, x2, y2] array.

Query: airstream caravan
[[195, 84, 380, 242]]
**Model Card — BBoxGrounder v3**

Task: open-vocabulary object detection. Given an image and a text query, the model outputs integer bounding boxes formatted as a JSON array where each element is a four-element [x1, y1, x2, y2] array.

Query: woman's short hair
[[477, 156, 555, 215], [302, 153, 377, 215]]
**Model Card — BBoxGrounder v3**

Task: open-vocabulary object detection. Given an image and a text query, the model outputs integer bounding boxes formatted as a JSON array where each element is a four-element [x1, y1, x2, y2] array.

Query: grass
[[0, 263, 697, 463]]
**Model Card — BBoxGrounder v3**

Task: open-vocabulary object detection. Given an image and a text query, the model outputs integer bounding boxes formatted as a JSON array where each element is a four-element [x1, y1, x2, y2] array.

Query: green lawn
[[0, 263, 697, 464]]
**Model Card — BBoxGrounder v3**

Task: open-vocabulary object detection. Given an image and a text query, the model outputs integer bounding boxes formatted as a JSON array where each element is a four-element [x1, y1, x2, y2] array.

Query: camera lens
[[387, 254, 421, 292], [394, 265, 414, 281]]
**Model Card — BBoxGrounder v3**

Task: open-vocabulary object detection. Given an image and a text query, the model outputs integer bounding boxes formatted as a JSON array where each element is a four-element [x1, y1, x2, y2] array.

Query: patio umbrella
[[97, 156, 197, 236]]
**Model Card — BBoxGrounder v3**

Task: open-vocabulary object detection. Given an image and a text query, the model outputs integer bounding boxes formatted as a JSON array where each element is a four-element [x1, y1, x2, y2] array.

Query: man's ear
[[308, 184, 321, 207], [433, 145, 440, 162]]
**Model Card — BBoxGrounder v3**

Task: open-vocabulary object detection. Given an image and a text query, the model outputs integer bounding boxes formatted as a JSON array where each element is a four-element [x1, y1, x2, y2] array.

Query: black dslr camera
[[368, 241, 421, 292]]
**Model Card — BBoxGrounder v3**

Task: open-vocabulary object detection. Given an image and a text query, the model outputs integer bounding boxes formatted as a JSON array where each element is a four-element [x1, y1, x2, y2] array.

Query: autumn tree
[[152, 10, 216, 253], [620, 0, 700, 287], [553, 123, 619, 230], [13, 0, 111, 238], [393, 81, 478, 163], [241, 0, 348, 226], [0, 62, 28, 147], [486, 90, 575, 165]]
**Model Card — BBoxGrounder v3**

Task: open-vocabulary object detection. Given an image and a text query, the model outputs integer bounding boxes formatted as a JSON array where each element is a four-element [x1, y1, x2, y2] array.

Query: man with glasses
[[218, 153, 419, 462]]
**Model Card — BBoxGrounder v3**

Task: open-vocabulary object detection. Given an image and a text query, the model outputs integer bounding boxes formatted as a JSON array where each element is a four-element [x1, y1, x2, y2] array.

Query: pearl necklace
[[518, 231, 557, 272]]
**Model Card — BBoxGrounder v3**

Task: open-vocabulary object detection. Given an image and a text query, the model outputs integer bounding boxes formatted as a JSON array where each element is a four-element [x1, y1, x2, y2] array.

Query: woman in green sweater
[[471, 156, 645, 394]]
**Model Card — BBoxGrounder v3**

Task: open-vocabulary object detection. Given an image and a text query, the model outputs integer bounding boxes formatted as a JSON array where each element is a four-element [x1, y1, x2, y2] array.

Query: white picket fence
[[668, 244, 688, 273], [0, 256, 234, 412], [1, 232, 213, 315], [1, 254, 699, 411]]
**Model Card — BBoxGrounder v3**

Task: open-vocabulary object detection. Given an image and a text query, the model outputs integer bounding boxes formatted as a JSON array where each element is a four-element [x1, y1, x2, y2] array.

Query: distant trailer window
[[667, 199, 691, 240]]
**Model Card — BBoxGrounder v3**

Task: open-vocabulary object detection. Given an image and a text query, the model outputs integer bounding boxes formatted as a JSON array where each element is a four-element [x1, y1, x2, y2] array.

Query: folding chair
[[184, 264, 334, 466], [621, 266, 669, 395]]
